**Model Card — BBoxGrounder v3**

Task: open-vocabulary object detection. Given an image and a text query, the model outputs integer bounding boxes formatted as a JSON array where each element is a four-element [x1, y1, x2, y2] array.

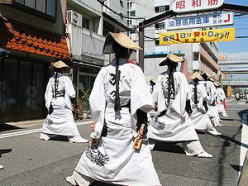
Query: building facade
[[0, 0, 70, 121], [66, 0, 128, 116], [144, 0, 220, 80]]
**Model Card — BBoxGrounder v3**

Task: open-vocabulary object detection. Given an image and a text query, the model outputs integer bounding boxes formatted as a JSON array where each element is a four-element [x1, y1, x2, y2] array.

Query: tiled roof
[[0, 18, 71, 60]]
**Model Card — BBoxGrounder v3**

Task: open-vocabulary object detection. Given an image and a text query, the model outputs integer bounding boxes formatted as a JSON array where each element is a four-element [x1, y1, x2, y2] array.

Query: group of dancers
[[7, 32, 227, 186], [64, 32, 227, 186]]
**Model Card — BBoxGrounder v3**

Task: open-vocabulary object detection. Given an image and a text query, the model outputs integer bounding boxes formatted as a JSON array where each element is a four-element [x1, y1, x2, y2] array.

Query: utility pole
[[138, 22, 144, 71]]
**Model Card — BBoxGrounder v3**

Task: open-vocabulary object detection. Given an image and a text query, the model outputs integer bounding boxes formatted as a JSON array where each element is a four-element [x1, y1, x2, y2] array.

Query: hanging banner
[[166, 12, 234, 30], [159, 28, 236, 45], [171, 0, 224, 13]]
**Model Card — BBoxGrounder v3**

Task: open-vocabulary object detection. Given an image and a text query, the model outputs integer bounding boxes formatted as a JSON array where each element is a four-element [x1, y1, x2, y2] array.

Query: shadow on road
[[0, 149, 12, 158], [90, 182, 125, 186], [153, 141, 185, 154], [0, 122, 22, 132], [217, 123, 242, 186]]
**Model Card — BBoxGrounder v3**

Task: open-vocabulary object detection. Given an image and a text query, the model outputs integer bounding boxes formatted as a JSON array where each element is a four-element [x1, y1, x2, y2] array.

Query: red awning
[[0, 18, 70, 60]]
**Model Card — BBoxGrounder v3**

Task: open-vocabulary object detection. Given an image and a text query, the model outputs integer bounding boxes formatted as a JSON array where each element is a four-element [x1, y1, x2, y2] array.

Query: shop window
[[14, 0, 56, 17], [0, 58, 18, 117]]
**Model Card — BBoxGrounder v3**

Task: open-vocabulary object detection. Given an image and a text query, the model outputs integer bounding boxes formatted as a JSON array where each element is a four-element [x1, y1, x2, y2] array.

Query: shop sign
[[166, 12, 233, 30], [159, 27, 235, 45], [171, 0, 224, 13]]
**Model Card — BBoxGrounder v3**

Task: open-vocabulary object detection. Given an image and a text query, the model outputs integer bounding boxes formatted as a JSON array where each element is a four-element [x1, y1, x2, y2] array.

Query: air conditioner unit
[[67, 10, 82, 27]]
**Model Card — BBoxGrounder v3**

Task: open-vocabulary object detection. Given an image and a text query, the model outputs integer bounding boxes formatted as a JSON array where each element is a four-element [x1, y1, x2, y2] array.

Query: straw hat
[[208, 74, 216, 82], [191, 72, 203, 80], [159, 54, 184, 66], [103, 32, 142, 54], [201, 72, 210, 80], [214, 82, 220, 87], [52, 60, 69, 69]]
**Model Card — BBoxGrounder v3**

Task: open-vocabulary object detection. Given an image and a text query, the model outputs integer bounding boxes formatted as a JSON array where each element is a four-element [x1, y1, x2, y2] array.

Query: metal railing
[[81, 29, 105, 60]]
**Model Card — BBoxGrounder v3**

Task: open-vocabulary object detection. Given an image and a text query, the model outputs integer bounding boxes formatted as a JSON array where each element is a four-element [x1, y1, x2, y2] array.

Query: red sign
[[171, 0, 224, 13]]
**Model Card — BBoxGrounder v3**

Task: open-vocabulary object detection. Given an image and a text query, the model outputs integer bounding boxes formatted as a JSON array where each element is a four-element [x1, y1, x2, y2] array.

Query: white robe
[[201, 81, 221, 126], [148, 72, 199, 142], [42, 74, 81, 137], [74, 59, 161, 186], [216, 87, 227, 117], [189, 83, 212, 131]]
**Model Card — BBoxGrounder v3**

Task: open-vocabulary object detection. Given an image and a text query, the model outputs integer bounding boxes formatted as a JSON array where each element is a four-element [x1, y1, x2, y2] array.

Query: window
[[129, 10, 135, 17], [155, 39, 160, 46], [155, 23, 165, 30], [82, 17, 90, 30], [14, 0, 56, 17], [127, 19, 132, 26], [120, 0, 124, 7], [127, 2, 133, 9], [155, 5, 169, 13]]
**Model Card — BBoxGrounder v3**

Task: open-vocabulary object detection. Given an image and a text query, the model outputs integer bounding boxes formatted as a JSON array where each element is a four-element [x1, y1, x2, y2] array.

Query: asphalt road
[[0, 101, 246, 186]]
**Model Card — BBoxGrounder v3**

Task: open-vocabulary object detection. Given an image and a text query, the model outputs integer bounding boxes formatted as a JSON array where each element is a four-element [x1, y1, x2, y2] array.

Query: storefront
[[72, 62, 101, 118], [0, 54, 50, 121]]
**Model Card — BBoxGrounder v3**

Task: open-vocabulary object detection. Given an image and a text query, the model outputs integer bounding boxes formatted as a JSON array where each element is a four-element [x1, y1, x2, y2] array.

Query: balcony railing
[[81, 29, 105, 60], [67, 24, 105, 64]]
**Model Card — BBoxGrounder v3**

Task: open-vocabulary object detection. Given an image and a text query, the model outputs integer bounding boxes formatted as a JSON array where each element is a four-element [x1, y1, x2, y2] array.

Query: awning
[[0, 17, 70, 60]]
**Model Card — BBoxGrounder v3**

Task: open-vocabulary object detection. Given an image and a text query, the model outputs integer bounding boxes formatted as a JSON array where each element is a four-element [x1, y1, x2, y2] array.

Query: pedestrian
[[215, 82, 228, 117], [189, 72, 221, 135], [148, 54, 212, 158], [66, 32, 161, 186], [40, 60, 88, 143]]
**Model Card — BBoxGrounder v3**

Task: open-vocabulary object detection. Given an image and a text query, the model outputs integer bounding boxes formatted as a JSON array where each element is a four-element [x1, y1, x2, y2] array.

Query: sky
[[218, 0, 248, 54]]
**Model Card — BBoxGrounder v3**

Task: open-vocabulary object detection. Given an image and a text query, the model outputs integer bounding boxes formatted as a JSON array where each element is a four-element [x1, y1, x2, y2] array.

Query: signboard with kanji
[[171, 0, 224, 13], [159, 28, 235, 45], [166, 12, 233, 30]]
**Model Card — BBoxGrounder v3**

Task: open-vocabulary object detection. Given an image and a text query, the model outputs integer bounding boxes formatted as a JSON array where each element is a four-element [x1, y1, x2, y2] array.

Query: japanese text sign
[[159, 28, 235, 45], [171, 0, 224, 13], [166, 12, 233, 30]]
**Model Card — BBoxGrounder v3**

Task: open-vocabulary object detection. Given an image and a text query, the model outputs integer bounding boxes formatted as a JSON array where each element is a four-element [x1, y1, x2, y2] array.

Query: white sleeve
[[64, 77, 76, 98], [44, 78, 53, 110], [131, 66, 153, 115], [89, 69, 106, 138]]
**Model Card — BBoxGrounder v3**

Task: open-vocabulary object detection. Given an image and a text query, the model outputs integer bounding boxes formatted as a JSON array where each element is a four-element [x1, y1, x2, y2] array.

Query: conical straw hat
[[201, 72, 210, 80], [214, 81, 220, 86], [191, 72, 203, 80], [52, 60, 69, 69], [159, 54, 184, 66], [103, 32, 142, 54]]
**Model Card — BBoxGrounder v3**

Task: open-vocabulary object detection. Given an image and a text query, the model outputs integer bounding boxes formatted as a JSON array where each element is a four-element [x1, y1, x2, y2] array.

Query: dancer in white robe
[[66, 32, 161, 186], [148, 54, 212, 158], [215, 82, 228, 117], [200, 73, 221, 127], [40, 61, 88, 143], [189, 72, 221, 135]]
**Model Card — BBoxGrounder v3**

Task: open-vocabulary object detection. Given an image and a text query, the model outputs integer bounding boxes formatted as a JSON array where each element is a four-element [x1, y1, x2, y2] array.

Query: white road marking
[[0, 121, 91, 139]]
